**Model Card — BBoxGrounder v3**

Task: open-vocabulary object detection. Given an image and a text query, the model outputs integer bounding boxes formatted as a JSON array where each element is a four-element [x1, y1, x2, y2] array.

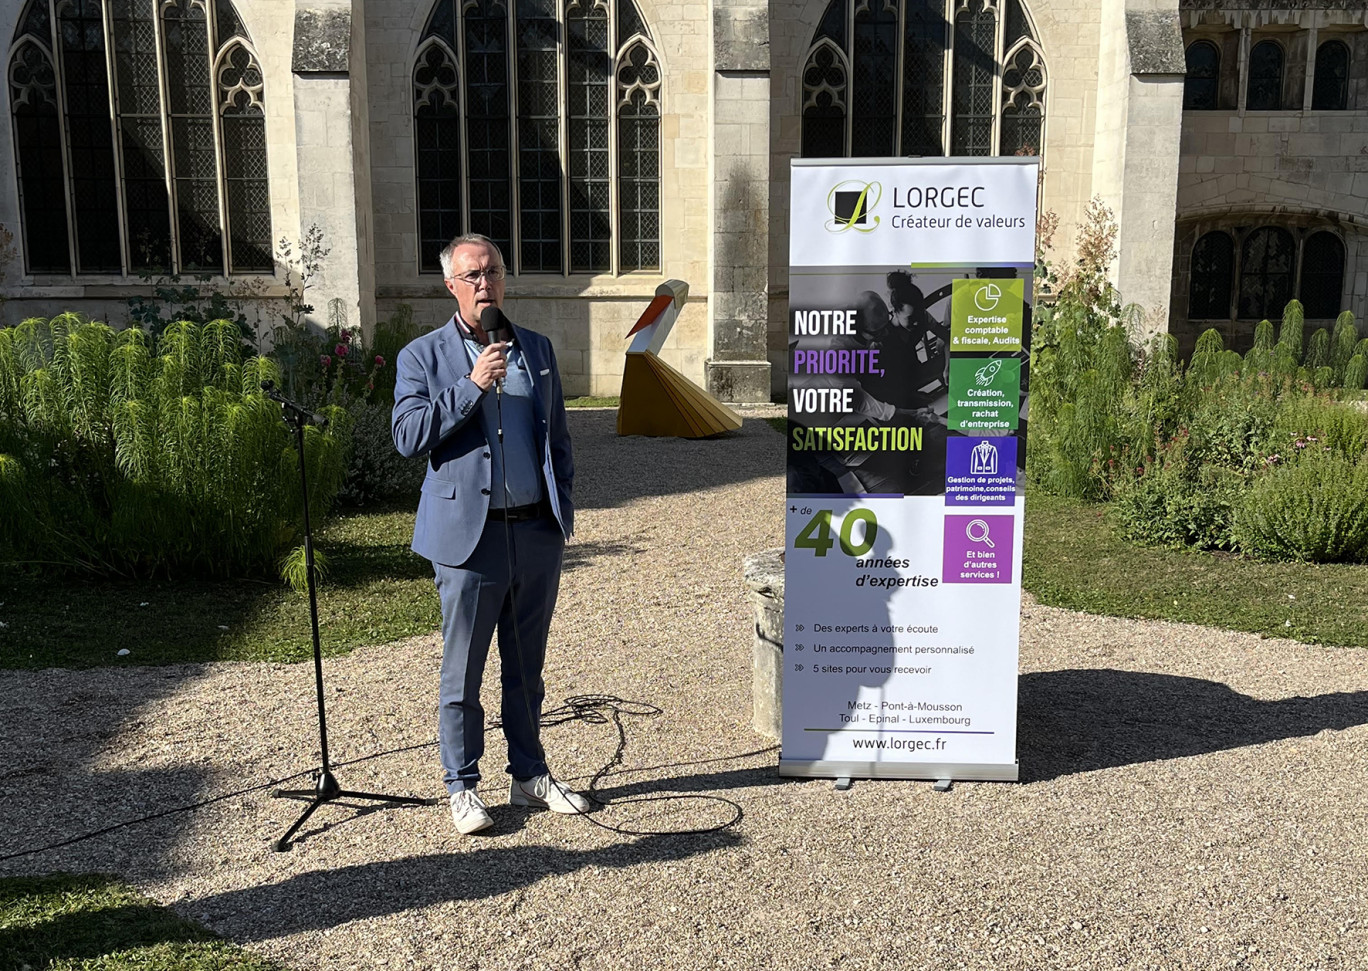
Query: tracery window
[[1183, 40, 1219, 110], [800, 0, 1047, 160], [1311, 40, 1350, 111], [415, 0, 661, 275], [1187, 226, 1347, 323], [1299, 232, 1345, 320], [1245, 40, 1283, 111], [7, 0, 271, 277], [1188, 231, 1233, 319], [1238, 227, 1295, 320]]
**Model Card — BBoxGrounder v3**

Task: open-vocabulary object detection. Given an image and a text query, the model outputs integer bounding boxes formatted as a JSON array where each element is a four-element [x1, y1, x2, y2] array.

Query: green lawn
[[4, 430, 1366, 672], [1023, 490, 1368, 647], [0, 874, 284, 971], [0, 500, 439, 670]]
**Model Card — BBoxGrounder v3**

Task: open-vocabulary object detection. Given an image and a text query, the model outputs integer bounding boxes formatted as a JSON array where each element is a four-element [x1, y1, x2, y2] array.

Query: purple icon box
[[942, 514, 1014, 584], [945, 436, 1017, 506]]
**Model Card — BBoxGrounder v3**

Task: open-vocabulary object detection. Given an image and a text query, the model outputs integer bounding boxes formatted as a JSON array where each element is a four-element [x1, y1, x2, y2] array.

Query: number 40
[[793, 509, 878, 557]]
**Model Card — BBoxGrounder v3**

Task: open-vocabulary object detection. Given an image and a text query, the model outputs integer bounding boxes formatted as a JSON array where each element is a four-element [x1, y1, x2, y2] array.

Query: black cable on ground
[[491, 379, 749, 838], [0, 701, 775, 862], [1, 352, 764, 861]]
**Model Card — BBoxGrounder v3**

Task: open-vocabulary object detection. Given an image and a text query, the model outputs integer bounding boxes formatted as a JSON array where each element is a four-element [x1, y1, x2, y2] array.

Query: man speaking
[[392, 233, 588, 835]]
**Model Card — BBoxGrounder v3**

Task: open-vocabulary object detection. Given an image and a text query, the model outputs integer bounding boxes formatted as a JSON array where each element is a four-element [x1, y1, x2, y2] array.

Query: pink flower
[[335, 343, 348, 358], [340, 330, 352, 345], [320, 354, 332, 368], [374, 355, 385, 367]]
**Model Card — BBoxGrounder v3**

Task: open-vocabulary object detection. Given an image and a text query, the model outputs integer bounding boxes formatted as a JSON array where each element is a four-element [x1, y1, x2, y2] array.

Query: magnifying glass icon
[[966, 519, 995, 548]]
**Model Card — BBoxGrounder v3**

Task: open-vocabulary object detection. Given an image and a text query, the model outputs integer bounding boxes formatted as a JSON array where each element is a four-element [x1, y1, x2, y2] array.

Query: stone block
[[1318, 115, 1356, 133], [713, 6, 769, 73], [588, 348, 627, 379], [1126, 10, 1185, 76], [1288, 134, 1340, 156], [705, 359, 771, 404], [744, 548, 784, 739], [293, 7, 351, 74], [715, 96, 770, 127]]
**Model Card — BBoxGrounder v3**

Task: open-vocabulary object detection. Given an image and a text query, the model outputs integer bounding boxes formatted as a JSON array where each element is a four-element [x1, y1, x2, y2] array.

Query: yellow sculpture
[[617, 280, 743, 438]]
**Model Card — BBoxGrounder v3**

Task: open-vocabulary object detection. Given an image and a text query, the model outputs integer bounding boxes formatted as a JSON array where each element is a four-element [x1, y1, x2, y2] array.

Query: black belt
[[487, 499, 551, 523]]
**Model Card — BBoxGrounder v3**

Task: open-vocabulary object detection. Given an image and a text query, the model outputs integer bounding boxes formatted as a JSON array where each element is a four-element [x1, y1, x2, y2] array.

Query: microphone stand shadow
[[263, 382, 438, 853]]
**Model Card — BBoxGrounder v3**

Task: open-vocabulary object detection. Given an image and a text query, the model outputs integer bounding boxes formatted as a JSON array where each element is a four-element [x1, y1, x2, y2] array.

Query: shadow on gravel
[[196, 831, 743, 939], [570, 411, 783, 512], [590, 764, 785, 801], [1017, 668, 1368, 783]]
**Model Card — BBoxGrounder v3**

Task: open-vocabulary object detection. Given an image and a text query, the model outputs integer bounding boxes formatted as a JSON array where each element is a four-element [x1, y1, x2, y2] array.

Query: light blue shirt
[[456, 323, 544, 510]]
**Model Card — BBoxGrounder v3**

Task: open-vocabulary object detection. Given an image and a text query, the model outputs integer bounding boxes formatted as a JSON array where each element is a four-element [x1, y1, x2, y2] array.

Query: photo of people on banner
[[787, 267, 1030, 498]]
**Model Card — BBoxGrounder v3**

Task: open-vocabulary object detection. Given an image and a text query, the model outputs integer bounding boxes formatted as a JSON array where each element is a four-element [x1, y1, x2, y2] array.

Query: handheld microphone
[[479, 306, 514, 393]]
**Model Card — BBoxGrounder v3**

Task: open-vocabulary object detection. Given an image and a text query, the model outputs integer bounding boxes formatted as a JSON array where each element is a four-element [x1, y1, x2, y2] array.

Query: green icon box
[[948, 358, 1021, 433], [950, 279, 1024, 352]]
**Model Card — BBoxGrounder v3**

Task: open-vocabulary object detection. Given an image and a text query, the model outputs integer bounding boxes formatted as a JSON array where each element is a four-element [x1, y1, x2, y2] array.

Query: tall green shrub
[[1234, 450, 1368, 563], [1277, 300, 1305, 362], [1252, 319, 1275, 354], [1330, 311, 1359, 382], [1305, 327, 1330, 372], [1343, 355, 1368, 391], [1029, 198, 1142, 499], [0, 315, 349, 578]]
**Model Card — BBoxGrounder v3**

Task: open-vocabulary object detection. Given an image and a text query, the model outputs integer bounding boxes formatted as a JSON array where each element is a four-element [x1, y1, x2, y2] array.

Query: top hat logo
[[826, 181, 882, 233]]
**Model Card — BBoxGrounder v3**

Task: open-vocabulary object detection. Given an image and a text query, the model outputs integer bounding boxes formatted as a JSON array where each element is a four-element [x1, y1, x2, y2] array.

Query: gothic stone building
[[2, 0, 1366, 398]]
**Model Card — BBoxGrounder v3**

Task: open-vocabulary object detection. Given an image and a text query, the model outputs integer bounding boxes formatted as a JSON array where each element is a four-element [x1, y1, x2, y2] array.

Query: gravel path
[[3, 410, 1368, 970]]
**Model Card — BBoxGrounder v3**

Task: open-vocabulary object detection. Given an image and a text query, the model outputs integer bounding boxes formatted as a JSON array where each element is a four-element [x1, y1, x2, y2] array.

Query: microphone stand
[[262, 382, 437, 852]]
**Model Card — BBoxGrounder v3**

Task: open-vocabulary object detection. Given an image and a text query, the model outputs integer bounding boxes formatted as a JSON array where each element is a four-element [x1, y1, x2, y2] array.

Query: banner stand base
[[779, 759, 1019, 783]]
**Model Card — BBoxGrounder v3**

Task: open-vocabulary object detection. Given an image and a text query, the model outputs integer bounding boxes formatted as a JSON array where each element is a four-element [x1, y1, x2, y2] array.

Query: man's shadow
[[186, 830, 742, 941], [1018, 669, 1368, 783]]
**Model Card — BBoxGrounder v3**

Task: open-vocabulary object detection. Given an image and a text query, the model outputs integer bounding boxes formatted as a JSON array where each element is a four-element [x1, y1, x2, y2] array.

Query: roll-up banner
[[781, 157, 1038, 782]]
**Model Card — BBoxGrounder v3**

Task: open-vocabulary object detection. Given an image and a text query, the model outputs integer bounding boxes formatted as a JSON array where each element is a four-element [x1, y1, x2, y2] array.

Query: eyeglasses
[[451, 267, 506, 286]]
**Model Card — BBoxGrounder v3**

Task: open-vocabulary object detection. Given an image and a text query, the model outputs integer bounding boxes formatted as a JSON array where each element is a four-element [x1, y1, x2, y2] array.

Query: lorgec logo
[[825, 181, 882, 233]]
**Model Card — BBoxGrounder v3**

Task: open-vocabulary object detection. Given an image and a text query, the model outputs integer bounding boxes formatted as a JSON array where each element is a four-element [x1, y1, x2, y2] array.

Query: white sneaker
[[509, 774, 590, 814], [449, 789, 493, 834]]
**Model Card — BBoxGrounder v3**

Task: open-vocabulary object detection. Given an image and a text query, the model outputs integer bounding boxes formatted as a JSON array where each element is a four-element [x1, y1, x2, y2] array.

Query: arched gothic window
[[1238, 227, 1294, 320], [414, 0, 661, 275], [1312, 40, 1350, 111], [1300, 232, 1345, 319], [800, 0, 1046, 160], [1246, 40, 1283, 111], [1183, 40, 1219, 110], [7, 0, 271, 277], [1188, 231, 1233, 319]]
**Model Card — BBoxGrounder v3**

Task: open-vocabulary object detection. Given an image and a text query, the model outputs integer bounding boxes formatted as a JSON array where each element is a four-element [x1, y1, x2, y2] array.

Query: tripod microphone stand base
[[272, 770, 439, 852]]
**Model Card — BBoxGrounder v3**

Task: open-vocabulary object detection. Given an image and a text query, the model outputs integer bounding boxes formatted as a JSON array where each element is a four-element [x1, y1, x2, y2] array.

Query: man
[[392, 233, 588, 835]]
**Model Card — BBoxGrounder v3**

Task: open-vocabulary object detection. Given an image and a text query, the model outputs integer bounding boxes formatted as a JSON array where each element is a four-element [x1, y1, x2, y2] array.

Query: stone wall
[[765, 0, 1109, 397], [0, 0, 303, 329], [361, 0, 715, 395], [1170, 15, 1368, 350], [1092, 1, 1186, 329], [707, 0, 773, 403]]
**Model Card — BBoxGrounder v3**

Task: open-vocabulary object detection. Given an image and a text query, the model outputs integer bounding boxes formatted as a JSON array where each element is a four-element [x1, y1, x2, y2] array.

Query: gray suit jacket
[[392, 316, 573, 567]]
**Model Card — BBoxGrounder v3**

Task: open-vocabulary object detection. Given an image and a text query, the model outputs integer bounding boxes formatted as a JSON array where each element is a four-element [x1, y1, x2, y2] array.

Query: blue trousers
[[431, 516, 564, 793]]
